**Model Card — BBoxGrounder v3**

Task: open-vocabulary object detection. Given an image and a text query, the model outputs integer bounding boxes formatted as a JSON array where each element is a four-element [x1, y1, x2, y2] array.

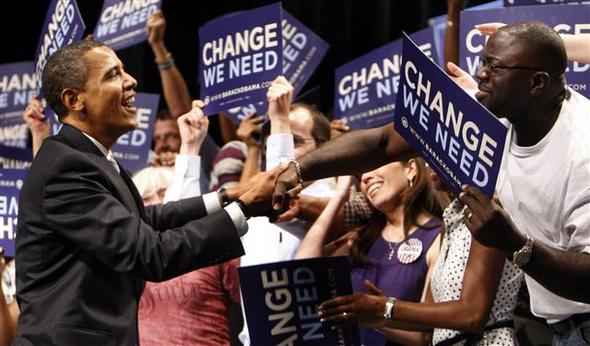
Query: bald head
[[498, 21, 567, 77]]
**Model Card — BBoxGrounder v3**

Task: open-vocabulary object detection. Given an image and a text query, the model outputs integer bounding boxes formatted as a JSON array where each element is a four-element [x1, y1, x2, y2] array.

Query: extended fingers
[[321, 311, 358, 328], [447, 62, 467, 78], [475, 22, 506, 35], [330, 120, 350, 131]]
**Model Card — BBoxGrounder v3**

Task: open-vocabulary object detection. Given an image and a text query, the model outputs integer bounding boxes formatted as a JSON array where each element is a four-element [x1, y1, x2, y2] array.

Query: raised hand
[[177, 100, 209, 155], [147, 10, 166, 46], [23, 96, 49, 136], [23, 95, 50, 157], [329, 119, 350, 140], [475, 22, 506, 36], [446, 62, 478, 91], [267, 76, 293, 134], [236, 114, 264, 148]]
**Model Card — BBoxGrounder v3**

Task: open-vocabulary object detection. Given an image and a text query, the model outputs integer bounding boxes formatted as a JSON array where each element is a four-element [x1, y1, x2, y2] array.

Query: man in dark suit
[[14, 39, 278, 345]]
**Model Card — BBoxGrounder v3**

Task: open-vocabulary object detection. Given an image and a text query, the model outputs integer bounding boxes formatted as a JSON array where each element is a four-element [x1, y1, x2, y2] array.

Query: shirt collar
[[82, 132, 112, 158]]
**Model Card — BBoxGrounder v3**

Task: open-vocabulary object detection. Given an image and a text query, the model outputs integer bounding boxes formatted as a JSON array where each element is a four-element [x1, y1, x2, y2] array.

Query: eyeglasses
[[478, 56, 543, 74]]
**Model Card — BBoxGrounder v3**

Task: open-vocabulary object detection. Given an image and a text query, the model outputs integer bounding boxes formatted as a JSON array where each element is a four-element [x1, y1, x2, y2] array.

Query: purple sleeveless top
[[350, 218, 441, 346]]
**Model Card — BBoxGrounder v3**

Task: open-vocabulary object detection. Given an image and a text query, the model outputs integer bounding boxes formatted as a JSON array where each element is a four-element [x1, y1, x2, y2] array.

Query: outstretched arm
[[164, 100, 210, 202], [147, 10, 192, 117], [476, 23, 590, 65], [444, 0, 468, 72], [319, 223, 505, 334], [294, 176, 353, 259], [561, 34, 590, 65], [273, 124, 415, 211]]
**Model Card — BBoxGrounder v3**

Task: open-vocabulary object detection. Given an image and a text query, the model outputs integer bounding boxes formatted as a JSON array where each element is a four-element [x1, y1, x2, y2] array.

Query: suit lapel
[[118, 165, 147, 220], [56, 125, 146, 221]]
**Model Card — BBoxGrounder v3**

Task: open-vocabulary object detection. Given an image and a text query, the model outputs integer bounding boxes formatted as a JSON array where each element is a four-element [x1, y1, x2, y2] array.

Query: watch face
[[513, 247, 532, 267]]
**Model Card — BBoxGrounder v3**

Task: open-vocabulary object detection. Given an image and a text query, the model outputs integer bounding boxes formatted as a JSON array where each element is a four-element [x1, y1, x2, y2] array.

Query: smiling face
[[77, 46, 138, 142], [153, 118, 181, 154], [360, 162, 415, 213], [474, 31, 534, 122]]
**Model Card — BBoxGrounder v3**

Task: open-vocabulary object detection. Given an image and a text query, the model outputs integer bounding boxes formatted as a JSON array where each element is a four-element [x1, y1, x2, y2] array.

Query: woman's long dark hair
[[349, 159, 449, 267]]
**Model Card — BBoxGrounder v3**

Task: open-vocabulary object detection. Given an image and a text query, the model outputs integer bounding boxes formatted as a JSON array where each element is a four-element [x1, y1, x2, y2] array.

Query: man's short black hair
[[42, 40, 106, 120], [500, 21, 567, 77]]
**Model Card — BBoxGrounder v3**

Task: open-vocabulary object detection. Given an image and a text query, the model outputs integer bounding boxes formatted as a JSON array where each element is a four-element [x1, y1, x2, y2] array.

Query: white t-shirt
[[496, 89, 590, 323]]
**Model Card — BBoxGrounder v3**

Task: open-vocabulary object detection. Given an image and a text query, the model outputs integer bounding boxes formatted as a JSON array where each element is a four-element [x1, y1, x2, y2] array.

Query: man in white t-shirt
[[272, 21, 590, 344], [455, 22, 590, 344]]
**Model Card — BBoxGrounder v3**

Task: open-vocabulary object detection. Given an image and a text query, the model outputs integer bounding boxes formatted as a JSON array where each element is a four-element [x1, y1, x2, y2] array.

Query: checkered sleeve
[[342, 191, 374, 229]]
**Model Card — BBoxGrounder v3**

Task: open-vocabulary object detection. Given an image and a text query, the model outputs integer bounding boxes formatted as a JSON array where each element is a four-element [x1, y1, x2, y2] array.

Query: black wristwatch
[[217, 186, 232, 207], [235, 198, 251, 219], [512, 234, 533, 268]]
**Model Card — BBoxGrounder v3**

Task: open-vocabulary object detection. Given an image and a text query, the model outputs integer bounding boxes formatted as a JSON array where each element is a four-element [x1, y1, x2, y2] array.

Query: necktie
[[106, 151, 120, 174]]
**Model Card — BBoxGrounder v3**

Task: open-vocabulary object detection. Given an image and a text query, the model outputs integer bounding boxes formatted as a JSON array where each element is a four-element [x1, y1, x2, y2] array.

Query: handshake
[[221, 161, 303, 218]]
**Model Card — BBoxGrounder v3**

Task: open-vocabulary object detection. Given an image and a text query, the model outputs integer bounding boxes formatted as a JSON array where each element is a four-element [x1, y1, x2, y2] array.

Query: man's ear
[[530, 72, 551, 97], [61, 88, 84, 112]]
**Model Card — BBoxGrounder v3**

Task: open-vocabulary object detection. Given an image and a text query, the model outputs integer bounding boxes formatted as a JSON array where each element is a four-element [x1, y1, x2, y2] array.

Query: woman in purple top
[[350, 159, 444, 345], [296, 158, 447, 346]]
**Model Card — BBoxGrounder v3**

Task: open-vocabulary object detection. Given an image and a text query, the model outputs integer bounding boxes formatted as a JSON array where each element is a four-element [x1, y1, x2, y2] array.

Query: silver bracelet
[[384, 297, 396, 320], [156, 52, 175, 71], [290, 160, 304, 185]]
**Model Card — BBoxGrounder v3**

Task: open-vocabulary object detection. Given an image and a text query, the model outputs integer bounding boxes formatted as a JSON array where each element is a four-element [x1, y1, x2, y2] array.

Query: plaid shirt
[[342, 191, 374, 229]]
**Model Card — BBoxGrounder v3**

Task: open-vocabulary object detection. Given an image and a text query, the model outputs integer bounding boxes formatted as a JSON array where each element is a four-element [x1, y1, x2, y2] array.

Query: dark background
[[1, 0, 490, 145]]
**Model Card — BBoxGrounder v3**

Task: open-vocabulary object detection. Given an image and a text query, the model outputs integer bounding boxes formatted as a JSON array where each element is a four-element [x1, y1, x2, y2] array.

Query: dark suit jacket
[[14, 124, 244, 345]]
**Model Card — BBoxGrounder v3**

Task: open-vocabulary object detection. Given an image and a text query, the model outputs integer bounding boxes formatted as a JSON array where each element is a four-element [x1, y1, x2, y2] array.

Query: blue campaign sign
[[222, 101, 266, 125], [282, 11, 329, 97], [0, 144, 33, 170], [394, 34, 507, 197], [0, 62, 36, 149], [428, 1, 503, 69], [460, 4, 590, 98], [199, 3, 283, 116], [0, 169, 27, 257], [222, 10, 329, 125], [239, 256, 361, 346], [112, 92, 159, 173], [334, 27, 439, 130], [34, 0, 86, 95], [504, 0, 589, 6], [93, 0, 162, 51], [428, 15, 449, 69]]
